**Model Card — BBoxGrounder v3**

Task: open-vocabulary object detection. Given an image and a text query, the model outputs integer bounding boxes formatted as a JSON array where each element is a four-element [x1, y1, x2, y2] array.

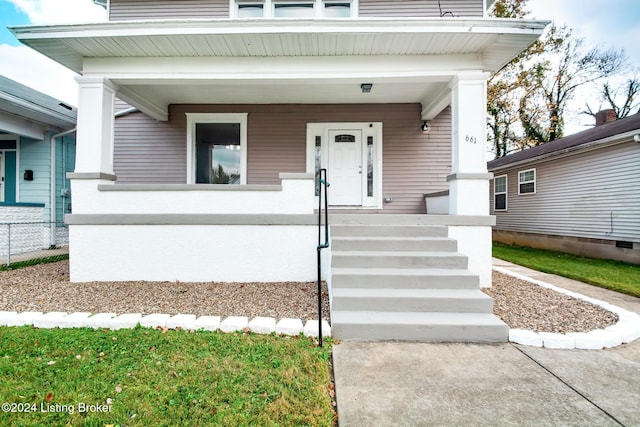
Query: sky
[[0, 0, 639, 134]]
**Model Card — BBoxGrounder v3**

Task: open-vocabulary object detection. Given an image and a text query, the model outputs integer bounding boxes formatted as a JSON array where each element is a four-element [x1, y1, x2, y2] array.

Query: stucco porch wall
[[67, 223, 319, 282], [69, 173, 314, 215], [65, 173, 326, 282]]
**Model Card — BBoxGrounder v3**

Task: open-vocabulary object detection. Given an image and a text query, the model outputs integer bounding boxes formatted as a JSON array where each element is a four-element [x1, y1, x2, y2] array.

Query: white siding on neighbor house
[[109, 0, 229, 21], [358, 0, 484, 17], [490, 142, 640, 243], [113, 104, 453, 214]]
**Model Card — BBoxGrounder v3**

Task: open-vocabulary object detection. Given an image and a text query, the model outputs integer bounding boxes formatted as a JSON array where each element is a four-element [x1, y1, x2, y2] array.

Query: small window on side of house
[[494, 175, 507, 210], [273, 2, 315, 17], [238, 2, 265, 18], [518, 169, 536, 194], [324, 1, 351, 17]]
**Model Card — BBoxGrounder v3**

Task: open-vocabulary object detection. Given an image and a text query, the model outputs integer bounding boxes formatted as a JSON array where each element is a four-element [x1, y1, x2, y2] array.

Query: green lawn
[[0, 326, 335, 426], [0, 254, 69, 271], [493, 242, 640, 298]]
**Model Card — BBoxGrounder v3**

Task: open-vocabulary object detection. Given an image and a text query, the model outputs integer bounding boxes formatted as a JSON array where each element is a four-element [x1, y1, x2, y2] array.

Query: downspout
[[50, 128, 76, 247]]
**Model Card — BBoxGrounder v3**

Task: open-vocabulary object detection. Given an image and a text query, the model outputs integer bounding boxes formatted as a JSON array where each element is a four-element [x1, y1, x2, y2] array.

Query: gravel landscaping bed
[[485, 271, 618, 333], [0, 261, 330, 322], [0, 261, 620, 333]]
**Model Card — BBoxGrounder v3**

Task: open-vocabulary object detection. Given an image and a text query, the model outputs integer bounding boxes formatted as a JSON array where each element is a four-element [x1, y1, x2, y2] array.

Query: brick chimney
[[595, 109, 617, 126]]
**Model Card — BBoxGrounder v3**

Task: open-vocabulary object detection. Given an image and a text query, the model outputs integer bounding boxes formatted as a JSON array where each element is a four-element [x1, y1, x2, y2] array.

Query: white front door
[[328, 129, 362, 206]]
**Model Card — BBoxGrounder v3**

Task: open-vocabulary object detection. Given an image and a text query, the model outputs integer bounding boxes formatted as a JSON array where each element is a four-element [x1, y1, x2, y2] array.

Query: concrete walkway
[[333, 260, 640, 426]]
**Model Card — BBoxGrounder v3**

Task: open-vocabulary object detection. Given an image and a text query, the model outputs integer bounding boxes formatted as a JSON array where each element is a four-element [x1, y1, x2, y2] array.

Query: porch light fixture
[[360, 83, 373, 93], [421, 121, 430, 132]]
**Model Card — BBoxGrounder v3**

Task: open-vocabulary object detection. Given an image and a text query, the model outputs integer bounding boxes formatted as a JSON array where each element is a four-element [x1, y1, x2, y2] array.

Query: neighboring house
[[488, 111, 640, 265], [0, 75, 76, 252], [11, 0, 547, 341]]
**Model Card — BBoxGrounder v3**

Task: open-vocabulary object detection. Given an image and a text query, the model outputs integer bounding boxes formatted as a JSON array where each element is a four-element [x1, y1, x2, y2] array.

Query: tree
[[518, 25, 625, 144], [583, 77, 640, 120], [487, 0, 538, 157], [211, 164, 230, 184], [487, 0, 627, 158]]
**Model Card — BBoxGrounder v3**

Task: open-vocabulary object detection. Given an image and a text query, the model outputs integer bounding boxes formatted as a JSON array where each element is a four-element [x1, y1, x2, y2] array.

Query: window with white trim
[[237, 2, 264, 17], [186, 113, 248, 185], [518, 169, 536, 194], [493, 175, 507, 210], [274, 2, 315, 17], [233, 0, 354, 18]]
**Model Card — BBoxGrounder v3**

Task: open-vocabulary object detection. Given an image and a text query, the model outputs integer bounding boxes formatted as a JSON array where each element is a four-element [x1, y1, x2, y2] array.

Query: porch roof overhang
[[11, 18, 548, 121]]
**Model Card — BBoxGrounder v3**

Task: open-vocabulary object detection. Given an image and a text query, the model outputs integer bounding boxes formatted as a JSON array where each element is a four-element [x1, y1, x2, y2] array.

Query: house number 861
[[465, 135, 477, 144]]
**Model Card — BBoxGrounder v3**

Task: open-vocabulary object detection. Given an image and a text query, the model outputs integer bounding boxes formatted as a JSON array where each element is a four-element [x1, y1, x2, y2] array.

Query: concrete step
[[331, 236, 458, 252], [331, 311, 508, 342], [332, 288, 493, 313], [332, 251, 468, 269], [331, 268, 479, 289], [331, 224, 448, 238], [329, 214, 452, 226]]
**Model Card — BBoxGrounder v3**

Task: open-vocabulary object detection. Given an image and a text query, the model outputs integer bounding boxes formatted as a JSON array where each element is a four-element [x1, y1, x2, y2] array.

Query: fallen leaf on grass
[[45, 393, 54, 403]]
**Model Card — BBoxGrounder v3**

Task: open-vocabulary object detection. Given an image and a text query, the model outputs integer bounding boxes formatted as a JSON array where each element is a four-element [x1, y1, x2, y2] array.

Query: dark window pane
[[195, 123, 241, 184], [519, 182, 535, 194], [494, 193, 506, 210]]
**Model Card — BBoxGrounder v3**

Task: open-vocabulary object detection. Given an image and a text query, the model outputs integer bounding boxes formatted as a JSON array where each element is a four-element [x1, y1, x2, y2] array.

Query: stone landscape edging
[[493, 266, 640, 349], [0, 311, 331, 338]]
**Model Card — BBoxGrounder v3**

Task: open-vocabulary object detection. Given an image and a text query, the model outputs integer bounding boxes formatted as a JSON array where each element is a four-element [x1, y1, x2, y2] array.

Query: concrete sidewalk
[[333, 260, 640, 426]]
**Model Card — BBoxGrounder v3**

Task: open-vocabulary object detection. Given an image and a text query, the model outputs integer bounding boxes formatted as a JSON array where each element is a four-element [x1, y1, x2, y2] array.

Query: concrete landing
[[333, 340, 640, 426]]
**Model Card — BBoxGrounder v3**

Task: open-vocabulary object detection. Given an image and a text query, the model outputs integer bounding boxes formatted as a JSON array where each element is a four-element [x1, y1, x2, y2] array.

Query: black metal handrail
[[317, 168, 329, 347]]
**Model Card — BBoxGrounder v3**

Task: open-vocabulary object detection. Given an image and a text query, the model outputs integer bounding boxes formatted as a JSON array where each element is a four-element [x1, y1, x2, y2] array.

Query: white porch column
[[447, 74, 494, 287], [74, 76, 116, 175], [447, 74, 492, 215]]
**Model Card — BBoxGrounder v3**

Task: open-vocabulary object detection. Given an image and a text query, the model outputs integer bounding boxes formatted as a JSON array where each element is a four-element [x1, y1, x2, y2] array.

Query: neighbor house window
[[494, 175, 507, 210], [186, 113, 248, 185], [518, 169, 536, 194]]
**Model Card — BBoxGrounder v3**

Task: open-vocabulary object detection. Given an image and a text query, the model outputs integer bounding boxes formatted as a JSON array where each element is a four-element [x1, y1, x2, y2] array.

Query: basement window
[[616, 241, 634, 249]]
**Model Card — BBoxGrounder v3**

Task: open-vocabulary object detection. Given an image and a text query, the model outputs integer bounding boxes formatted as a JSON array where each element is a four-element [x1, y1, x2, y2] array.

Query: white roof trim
[[11, 18, 548, 38]]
